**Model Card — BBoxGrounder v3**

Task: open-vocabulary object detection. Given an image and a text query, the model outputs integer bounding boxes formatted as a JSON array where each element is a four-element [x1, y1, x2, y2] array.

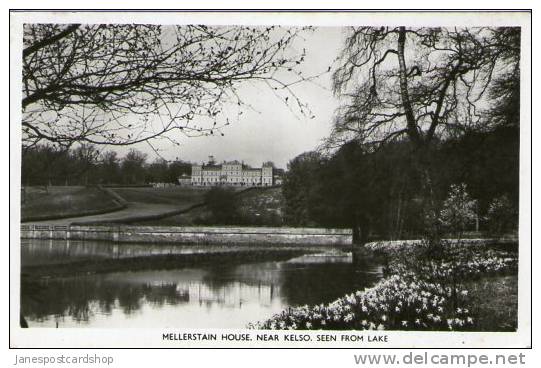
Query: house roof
[[224, 160, 242, 165]]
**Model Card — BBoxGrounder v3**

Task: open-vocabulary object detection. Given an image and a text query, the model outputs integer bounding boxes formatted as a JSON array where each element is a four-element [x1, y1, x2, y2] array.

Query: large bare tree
[[328, 26, 520, 150], [22, 23, 310, 149]]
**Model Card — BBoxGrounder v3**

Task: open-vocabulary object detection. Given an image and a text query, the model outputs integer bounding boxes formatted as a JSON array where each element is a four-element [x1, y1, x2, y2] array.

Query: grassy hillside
[[112, 186, 212, 207], [22, 185, 285, 225], [21, 186, 121, 222], [237, 187, 284, 224], [138, 187, 285, 226]]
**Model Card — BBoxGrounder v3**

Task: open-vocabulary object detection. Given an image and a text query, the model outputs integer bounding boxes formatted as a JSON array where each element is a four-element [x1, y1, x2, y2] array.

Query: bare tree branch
[[22, 24, 313, 148], [326, 26, 520, 152]]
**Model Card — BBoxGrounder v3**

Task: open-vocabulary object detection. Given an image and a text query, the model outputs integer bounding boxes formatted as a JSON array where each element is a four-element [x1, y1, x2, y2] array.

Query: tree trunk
[[397, 28, 441, 242], [417, 150, 442, 244], [395, 193, 403, 240], [352, 223, 360, 244], [397, 27, 422, 147], [353, 212, 370, 245]]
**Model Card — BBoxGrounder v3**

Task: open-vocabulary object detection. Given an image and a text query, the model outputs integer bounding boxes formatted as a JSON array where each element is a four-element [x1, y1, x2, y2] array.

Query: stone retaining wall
[[20, 224, 352, 246]]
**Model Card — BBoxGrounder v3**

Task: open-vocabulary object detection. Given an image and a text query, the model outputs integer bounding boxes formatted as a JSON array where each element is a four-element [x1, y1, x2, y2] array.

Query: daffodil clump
[[249, 274, 474, 331], [250, 240, 517, 331], [382, 240, 517, 282], [365, 238, 491, 253]]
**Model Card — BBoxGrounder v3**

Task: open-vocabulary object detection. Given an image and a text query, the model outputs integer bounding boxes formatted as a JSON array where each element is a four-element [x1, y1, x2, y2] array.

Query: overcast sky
[[123, 27, 346, 169]]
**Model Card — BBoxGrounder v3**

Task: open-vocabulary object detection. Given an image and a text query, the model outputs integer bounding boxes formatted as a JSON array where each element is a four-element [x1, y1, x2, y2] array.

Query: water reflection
[[21, 240, 383, 328], [21, 239, 308, 267]]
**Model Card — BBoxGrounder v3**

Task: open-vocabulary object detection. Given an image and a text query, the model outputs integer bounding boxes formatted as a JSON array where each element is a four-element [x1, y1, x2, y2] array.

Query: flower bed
[[249, 274, 474, 331], [384, 241, 517, 281], [250, 240, 517, 331], [365, 238, 494, 253]]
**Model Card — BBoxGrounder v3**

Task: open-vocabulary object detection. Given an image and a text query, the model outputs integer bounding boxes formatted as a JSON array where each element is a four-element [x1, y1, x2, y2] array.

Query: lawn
[[112, 186, 212, 206], [21, 186, 121, 222], [22, 186, 260, 225], [466, 274, 518, 331]]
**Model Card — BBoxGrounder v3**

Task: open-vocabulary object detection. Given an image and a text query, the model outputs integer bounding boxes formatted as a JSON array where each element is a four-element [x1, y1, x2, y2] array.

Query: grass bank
[[21, 186, 123, 222], [465, 274, 518, 331], [112, 186, 212, 206], [137, 187, 284, 226]]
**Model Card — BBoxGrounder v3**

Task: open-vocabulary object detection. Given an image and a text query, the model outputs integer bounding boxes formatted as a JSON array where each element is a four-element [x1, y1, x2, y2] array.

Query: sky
[[123, 27, 346, 169]]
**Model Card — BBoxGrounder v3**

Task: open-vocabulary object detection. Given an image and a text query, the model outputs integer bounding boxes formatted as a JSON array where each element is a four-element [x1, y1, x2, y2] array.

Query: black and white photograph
[[9, 10, 531, 349]]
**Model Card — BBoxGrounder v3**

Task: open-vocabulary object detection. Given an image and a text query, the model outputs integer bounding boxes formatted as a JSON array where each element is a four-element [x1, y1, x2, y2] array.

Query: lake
[[20, 239, 383, 328]]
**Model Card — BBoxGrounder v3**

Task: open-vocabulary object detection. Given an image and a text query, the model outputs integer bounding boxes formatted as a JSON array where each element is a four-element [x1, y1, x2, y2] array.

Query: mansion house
[[190, 157, 275, 187]]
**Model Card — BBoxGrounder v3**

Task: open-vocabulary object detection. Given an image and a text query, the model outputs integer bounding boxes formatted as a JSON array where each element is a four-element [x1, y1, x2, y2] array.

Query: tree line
[[21, 146, 191, 186], [282, 124, 519, 241]]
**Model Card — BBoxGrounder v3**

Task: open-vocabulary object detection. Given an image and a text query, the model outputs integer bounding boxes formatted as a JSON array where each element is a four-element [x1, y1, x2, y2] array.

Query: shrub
[[486, 195, 517, 236], [439, 183, 477, 237], [204, 187, 240, 225]]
